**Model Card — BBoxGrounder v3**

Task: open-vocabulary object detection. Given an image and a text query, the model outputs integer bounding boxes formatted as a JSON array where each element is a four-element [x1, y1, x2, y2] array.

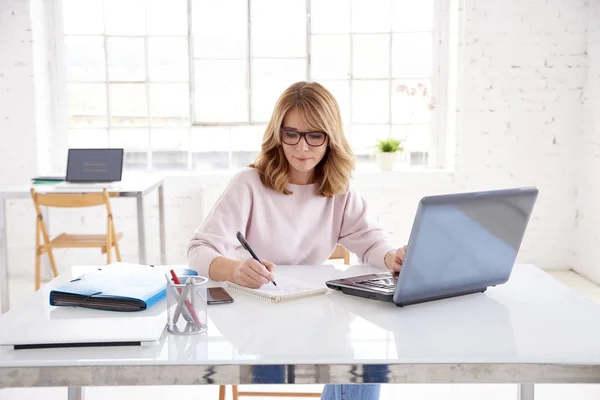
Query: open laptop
[[53, 148, 124, 190], [326, 187, 539, 307]]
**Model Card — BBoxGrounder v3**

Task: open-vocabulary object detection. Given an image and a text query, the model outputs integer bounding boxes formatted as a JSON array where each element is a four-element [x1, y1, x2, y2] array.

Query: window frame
[[61, 0, 450, 171]]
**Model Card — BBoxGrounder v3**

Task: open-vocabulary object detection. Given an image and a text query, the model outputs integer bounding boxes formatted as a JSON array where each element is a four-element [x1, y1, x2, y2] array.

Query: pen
[[165, 274, 193, 323], [170, 270, 203, 329], [173, 277, 193, 324], [236, 231, 277, 287]]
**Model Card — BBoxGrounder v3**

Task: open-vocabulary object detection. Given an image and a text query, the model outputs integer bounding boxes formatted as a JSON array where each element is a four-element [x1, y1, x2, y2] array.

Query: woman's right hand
[[233, 258, 276, 288]]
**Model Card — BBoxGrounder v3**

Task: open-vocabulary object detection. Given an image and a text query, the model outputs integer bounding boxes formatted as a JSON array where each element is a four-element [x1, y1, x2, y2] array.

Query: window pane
[[350, 124, 389, 155], [62, 0, 104, 35], [231, 125, 263, 169], [149, 83, 189, 127], [107, 38, 145, 82], [351, 0, 391, 33], [311, 35, 350, 80], [392, 79, 432, 124], [232, 151, 259, 169], [392, 33, 432, 78], [151, 129, 189, 170], [251, 0, 306, 57], [68, 129, 109, 148], [67, 83, 107, 128], [191, 126, 230, 152], [147, 0, 187, 36], [393, 125, 430, 166], [251, 59, 306, 122], [191, 126, 230, 170], [392, 124, 430, 151], [192, 0, 247, 59], [318, 80, 350, 123], [65, 37, 105, 81], [148, 38, 189, 81], [192, 151, 229, 170], [230, 125, 264, 152], [392, 0, 434, 32], [109, 83, 147, 127], [109, 129, 149, 150], [194, 60, 248, 123], [104, 0, 145, 35], [109, 129, 149, 170], [311, 0, 350, 34], [353, 34, 389, 79], [352, 80, 389, 123]]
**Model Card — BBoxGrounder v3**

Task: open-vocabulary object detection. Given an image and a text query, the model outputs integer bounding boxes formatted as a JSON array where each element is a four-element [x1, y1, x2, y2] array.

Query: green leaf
[[375, 138, 403, 153]]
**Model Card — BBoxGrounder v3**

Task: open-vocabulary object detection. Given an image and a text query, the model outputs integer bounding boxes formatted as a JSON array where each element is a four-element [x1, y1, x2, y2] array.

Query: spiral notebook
[[225, 275, 327, 303]]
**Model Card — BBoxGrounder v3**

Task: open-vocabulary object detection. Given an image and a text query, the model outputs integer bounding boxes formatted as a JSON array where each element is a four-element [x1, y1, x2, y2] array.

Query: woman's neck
[[289, 169, 316, 185]]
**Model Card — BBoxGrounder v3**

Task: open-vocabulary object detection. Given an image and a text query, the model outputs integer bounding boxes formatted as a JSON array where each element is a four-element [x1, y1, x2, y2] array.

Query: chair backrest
[[30, 189, 113, 216], [330, 244, 350, 265]]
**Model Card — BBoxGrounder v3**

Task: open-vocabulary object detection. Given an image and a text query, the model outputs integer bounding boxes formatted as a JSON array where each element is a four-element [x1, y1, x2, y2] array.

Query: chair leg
[[47, 249, 59, 278], [232, 385, 239, 400], [107, 245, 112, 264], [35, 250, 41, 291], [218, 385, 226, 400], [114, 241, 122, 262]]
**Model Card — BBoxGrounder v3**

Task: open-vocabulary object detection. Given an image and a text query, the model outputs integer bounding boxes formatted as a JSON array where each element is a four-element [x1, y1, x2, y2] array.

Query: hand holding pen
[[236, 231, 277, 289]]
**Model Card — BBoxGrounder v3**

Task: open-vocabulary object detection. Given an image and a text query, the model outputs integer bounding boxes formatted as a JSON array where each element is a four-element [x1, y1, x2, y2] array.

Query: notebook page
[[252, 274, 324, 297]]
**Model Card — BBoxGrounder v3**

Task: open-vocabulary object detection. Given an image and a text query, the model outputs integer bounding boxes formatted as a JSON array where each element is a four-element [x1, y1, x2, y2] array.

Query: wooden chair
[[219, 245, 351, 400], [30, 188, 123, 290]]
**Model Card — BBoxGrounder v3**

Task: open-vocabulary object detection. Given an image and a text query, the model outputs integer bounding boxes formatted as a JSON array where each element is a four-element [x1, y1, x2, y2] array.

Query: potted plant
[[375, 137, 403, 171]]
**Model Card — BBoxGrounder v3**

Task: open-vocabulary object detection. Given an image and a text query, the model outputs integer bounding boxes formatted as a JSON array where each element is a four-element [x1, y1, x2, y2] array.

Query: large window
[[63, 0, 444, 171]]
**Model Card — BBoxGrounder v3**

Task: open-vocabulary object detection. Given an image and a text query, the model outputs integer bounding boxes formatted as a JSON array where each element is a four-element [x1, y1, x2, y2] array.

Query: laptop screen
[[66, 149, 124, 182]]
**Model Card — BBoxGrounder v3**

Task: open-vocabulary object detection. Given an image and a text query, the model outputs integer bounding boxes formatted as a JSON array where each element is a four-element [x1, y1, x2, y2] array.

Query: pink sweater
[[187, 168, 397, 278]]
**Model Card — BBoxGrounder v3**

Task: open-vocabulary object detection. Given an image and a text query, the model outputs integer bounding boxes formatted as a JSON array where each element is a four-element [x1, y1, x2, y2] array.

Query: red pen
[[170, 270, 203, 329]]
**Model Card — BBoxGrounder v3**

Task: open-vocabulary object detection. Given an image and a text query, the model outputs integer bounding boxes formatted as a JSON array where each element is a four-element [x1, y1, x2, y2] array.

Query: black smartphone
[[207, 287, 234, 305]]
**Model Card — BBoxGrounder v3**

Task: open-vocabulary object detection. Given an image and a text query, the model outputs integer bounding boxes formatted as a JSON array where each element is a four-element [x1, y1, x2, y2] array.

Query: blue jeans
[[320, 384, 381, 400], [249, 366, 381, 400]]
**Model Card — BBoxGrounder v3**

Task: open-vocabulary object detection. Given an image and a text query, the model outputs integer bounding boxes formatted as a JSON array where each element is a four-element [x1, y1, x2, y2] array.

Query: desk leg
[[68, 387, 84, 400], [518, 383, 534, 400], [158, 184, 166, 265], [0, 195, 8, 313], [136, 194, 146, 265]]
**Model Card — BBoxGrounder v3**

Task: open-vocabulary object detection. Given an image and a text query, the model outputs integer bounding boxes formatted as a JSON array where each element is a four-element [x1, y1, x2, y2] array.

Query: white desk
[[1, 264, 600, 400], [0, 176, 165, 313]]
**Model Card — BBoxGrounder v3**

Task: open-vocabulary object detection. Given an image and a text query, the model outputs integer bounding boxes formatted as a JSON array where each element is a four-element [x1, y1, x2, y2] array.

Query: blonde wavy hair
[[250, 81, 355, 197]]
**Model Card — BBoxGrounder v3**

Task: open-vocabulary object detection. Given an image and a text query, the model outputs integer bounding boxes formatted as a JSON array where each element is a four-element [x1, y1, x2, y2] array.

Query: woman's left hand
[[385, 245, 407, 272]]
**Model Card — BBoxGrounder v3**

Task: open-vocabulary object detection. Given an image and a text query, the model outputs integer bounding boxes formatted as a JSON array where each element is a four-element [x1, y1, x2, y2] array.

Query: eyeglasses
[[280, 128, 327, 147]]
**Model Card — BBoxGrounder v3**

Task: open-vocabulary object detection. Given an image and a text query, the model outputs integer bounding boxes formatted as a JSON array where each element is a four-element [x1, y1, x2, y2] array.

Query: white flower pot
[[376, 152, 397, 171]]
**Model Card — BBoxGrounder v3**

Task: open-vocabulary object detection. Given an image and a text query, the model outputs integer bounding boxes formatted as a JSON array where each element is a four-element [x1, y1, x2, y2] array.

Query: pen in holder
[[166, 274, 208, 335]]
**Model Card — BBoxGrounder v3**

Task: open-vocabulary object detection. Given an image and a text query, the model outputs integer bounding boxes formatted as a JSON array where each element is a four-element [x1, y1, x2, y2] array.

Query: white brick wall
[[1, 0, 597, 286], [574, 0, 600, 283], [0, 0, 38, 187], [453, 0, 586, 270]]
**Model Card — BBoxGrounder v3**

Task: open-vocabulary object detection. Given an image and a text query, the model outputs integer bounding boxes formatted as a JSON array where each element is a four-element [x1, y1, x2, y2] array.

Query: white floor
[[2, 270, 600, 400]]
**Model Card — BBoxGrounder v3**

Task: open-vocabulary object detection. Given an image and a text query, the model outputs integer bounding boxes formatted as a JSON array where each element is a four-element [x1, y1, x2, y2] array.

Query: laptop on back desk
[[51, 148, 124, 190]]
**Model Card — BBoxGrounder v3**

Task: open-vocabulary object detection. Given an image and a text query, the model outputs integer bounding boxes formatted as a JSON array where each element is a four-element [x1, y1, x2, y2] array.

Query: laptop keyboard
[[356, 274, 398, 290]]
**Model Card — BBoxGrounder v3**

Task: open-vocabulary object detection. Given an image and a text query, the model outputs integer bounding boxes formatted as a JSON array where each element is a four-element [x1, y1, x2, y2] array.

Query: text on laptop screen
[[66, 149, 124, 182]]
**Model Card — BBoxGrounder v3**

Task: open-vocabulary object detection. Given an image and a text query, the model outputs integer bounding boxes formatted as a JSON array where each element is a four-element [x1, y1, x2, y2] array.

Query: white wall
[[0, 0, 39, 187], [453, 0, 586, 270], [574, 1, 600, 283], [1, 0, 595, 284]]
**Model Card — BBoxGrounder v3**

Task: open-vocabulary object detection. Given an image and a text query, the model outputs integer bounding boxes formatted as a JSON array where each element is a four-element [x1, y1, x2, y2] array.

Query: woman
[[187, 81, 406, 400]]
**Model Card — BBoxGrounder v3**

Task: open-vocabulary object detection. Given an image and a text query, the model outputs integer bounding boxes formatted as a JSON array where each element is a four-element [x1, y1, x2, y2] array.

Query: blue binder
[[49, 263, 198, 312]]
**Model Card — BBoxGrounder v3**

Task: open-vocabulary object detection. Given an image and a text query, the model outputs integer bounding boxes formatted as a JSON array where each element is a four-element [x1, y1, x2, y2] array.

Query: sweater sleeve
[[186, 171, 253, 277], [337, 187, 397, 270]]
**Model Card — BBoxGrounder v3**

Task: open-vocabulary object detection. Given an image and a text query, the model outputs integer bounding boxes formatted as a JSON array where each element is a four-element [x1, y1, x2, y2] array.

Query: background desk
[[0, 176, 165, 313], [2, 263, 600, 400]]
